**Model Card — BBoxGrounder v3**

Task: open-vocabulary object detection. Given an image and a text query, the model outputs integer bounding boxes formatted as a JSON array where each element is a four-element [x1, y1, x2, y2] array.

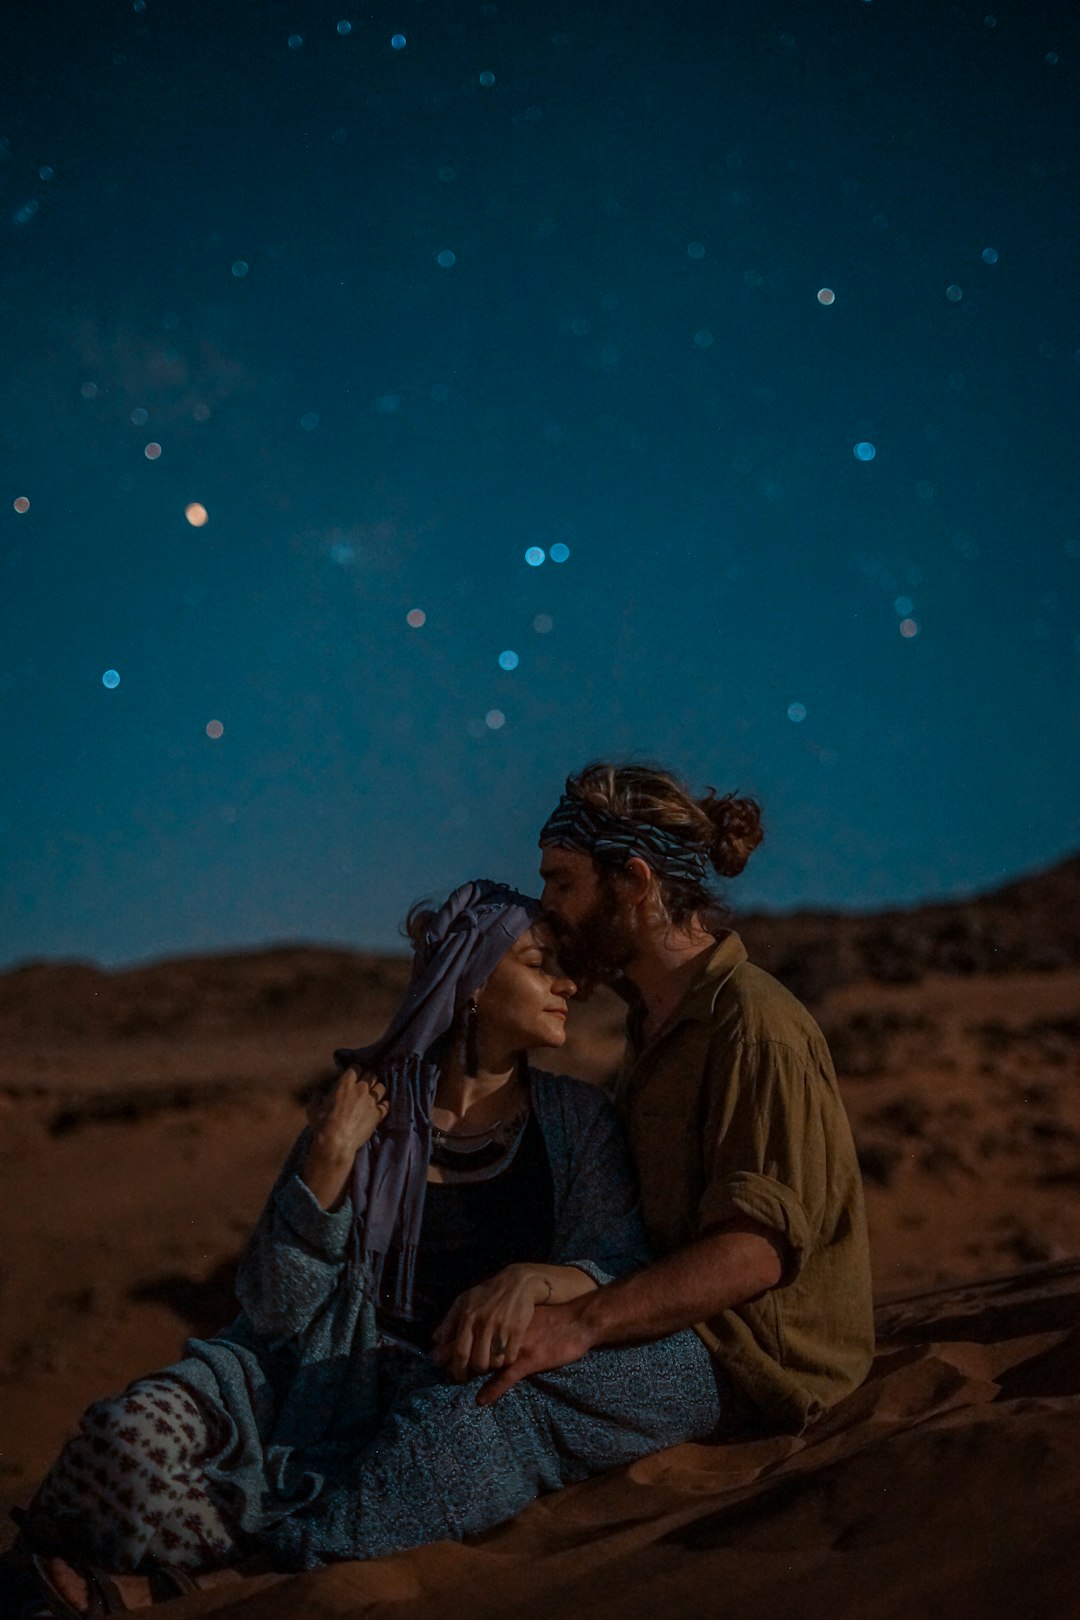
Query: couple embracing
[[23, 762, 874, 1615]]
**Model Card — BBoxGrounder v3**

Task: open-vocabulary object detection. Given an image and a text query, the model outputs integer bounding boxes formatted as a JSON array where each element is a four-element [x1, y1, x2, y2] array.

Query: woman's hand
[[431, 1265, 552, 1381], [301, 1068, 389, 1211], [308, 1067, 389, 1159]]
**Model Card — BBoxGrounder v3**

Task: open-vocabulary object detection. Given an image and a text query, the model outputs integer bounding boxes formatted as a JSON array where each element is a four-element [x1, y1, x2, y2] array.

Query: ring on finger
[[491, 1336, 507, 1359]]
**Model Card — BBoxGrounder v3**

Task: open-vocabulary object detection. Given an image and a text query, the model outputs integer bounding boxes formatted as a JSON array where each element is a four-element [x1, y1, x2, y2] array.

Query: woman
[[23, 881, 727, 1615]]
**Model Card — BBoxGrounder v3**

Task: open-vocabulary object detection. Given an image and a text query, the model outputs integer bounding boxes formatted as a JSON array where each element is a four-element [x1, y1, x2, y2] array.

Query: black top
[[379, 1111, 556, 1350]]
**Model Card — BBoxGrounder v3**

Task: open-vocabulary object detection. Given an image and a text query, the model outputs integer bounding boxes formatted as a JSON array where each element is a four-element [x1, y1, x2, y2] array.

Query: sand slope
[[2, 851, 1078, 1613], [92, 1261, 1080, 1620]]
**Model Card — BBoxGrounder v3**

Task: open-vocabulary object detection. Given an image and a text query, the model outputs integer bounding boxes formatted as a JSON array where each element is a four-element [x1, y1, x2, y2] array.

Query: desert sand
[[2, 854, 1079, 1616]]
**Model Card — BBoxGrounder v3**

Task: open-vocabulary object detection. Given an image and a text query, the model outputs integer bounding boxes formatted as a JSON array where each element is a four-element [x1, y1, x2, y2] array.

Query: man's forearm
[[579, 1222, 784, 1348]]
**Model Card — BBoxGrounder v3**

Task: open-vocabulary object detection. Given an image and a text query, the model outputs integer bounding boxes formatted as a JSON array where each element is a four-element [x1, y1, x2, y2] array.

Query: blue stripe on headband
[[539, 794, 710, 885]]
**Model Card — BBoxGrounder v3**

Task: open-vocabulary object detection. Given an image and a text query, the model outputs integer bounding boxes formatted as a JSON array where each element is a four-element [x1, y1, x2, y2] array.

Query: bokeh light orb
[[485, 709, 506, 730], [81, 381, 99, 400], [206, 720, 224, 739], [13, 496, 30, 514], [131, 407, 149, 425], [549, 542, 571, 563], [854, 441, 876, 461], [406, 608, 426, 628], [899, 618, 919, 638], [498, 650, 519, 670], [436, 249, 456, 268], [687, 241, 706, 259], [533, 613, 553, 633], [185, 502, 209, 527], [787, 702, 807, 723], [817, 287, 835, 305], [337, 19, 352, 34], [144, 442, 162, 460], [945, 284, 963, 302], [525, 546, 545, 567], [288, 33, 303, 48], [102, 669, 120, 689], [982, 247, 999, 264], [894, 595, 913, 616], [391, 33, 406, 48], [479, 71, 496, 86], [231, 260, 249, 278]]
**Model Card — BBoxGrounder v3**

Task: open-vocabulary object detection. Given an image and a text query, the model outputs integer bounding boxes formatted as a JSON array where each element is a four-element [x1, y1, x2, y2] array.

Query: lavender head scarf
[[333, 879, 541, 1314]]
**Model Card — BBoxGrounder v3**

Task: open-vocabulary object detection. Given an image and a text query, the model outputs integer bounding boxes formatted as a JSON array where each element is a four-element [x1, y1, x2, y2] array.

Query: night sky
[[3, 0, 1078, 968]]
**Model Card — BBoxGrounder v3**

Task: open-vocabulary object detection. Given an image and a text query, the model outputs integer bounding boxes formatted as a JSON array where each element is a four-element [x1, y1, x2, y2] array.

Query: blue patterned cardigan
[[164, 1070, 652, 1539]]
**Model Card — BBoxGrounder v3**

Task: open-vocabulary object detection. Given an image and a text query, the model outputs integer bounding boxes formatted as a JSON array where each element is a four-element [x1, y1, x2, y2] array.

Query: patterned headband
[[538, 793, 710, 885]]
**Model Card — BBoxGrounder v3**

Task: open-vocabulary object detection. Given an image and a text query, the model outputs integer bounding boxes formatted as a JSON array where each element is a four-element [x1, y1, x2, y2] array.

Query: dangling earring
[[463, 997, 480, 1077]]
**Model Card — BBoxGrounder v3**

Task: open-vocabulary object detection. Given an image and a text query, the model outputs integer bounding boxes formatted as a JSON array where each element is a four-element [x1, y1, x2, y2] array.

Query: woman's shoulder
[[527, 1068, 618, 1128]]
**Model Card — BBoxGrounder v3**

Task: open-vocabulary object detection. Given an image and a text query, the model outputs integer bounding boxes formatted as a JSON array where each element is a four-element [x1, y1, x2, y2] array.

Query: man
[[479, 762, 874, 1435]]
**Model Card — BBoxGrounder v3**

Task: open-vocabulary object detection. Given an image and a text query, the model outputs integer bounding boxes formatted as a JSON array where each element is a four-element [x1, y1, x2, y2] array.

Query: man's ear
[[621, 856, 654, 904]]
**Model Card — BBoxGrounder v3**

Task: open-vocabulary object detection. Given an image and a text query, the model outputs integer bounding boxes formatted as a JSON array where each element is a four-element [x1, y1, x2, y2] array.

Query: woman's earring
[[464, 996, 480, 1077]]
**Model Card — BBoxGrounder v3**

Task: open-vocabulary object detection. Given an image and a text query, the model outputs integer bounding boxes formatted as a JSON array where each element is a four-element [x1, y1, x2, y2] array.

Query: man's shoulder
[[711, 957, 827, 1058]]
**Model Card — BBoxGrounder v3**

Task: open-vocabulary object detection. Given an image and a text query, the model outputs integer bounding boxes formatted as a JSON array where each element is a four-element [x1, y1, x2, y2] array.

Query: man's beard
[[551, 878, 638, 990]]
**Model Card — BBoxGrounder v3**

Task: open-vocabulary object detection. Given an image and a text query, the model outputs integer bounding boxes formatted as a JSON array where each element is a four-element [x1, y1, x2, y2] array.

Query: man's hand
[[474, 1299, 594, 1406]]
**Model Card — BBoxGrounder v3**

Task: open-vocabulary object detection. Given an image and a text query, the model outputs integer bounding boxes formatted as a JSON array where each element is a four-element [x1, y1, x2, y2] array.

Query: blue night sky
[[2, 0, 1078, 967]]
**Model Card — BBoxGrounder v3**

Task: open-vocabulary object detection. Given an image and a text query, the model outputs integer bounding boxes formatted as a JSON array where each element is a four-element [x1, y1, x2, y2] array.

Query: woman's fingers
[[472, 1313, 499, 1373], [505, 1313, 529, 1365], [451, 1316, 478, 1381]]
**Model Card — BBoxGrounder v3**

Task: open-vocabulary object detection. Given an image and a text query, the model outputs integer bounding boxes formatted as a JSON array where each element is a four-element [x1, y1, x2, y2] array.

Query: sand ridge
[[2, 851, 1078, 1613]]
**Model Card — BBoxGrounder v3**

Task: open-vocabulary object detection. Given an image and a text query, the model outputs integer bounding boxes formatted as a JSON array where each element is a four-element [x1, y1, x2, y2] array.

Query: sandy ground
[[2, 859, 1079, 1613]]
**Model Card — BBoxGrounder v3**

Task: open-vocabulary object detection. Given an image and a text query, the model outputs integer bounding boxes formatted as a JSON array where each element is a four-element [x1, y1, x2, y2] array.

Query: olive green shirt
[[614, 931, 874, 1433]]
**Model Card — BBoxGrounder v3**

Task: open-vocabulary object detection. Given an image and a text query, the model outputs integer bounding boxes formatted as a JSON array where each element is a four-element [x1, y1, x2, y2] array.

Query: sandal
[[147, 1566, 201, 1601], [30, 1553, 128, 1617]]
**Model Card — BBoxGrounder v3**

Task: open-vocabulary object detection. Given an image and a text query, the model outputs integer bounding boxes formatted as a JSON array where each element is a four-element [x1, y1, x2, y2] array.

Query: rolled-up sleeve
[[234, 1128, 356, 1345], [696, 1039, 826, 1286], [274, 1170, 354, 1258]]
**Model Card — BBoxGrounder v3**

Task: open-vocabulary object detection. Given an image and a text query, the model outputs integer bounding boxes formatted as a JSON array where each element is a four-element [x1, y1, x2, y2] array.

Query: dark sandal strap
[[147, 1565, 200, 1601], [82, 1567, 129, 1615], [31, 1553, 130, 1618]]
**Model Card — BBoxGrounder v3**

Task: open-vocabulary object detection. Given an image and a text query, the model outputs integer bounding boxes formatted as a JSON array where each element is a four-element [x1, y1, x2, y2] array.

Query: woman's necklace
[[429, 1069, 531, 1182]]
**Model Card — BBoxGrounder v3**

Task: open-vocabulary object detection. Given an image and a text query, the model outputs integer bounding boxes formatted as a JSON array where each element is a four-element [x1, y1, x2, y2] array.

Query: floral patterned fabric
[[27, 1377, 237, 1572]]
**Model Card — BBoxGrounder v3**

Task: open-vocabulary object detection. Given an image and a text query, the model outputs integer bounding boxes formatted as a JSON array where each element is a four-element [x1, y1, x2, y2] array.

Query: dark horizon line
[[3, 844, 1075, 978]]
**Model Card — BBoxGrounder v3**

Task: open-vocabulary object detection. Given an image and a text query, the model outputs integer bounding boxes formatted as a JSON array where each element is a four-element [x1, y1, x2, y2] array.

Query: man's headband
[[539, 793, 710, 885]]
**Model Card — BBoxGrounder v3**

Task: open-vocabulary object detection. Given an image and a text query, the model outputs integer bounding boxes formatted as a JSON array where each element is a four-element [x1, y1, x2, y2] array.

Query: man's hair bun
[[697, 790, 764, 878]]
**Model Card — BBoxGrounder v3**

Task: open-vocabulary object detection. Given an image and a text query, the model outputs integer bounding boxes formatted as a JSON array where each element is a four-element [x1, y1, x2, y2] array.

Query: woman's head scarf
[[333, 879, 541, 1314]]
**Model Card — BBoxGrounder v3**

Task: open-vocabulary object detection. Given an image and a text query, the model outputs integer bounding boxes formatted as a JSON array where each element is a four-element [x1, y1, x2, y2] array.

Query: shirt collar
[[621, 930, 748, 1047], [673, 930, 748, 1022]]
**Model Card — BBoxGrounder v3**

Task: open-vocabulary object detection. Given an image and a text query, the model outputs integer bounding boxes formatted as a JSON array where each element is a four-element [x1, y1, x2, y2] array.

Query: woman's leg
[[261, 1329, 726, 1570], [25, 1375, 239, 1574]]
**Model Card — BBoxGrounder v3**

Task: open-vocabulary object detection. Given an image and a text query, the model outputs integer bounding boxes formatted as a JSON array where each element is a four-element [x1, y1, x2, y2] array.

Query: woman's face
[[475, 923, 577, 1054]]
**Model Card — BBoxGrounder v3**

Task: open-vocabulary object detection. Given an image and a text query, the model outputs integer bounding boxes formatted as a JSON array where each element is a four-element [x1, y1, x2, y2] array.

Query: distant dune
[[2, 852, 1078, 1613]]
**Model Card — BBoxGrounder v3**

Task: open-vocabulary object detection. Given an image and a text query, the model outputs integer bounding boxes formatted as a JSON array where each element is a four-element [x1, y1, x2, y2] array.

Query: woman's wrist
[[533, 1272, 555, 1305], [309, 1127, 358, 1168]]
